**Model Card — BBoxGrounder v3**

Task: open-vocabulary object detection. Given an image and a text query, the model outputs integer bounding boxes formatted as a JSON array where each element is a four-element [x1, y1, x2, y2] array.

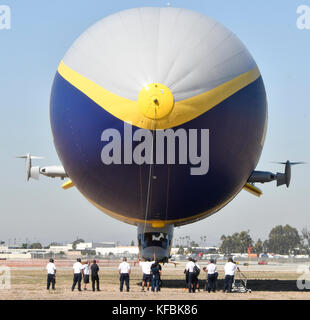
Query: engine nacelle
[[40, 166, 67, 178]]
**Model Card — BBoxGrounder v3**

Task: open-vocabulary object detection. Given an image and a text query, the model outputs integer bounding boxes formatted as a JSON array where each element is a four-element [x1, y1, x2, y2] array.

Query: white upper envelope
[[63, 7, 256, 102]]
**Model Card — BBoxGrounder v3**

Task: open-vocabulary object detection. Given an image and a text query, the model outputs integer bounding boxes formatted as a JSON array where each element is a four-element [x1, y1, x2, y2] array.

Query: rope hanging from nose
[[142, 99, 158, 242]]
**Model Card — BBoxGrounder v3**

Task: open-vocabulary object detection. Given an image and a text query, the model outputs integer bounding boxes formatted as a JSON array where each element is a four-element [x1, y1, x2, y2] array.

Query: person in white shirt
[[46, 258, 56, 290], [72, 258, 83, 291], [138, 255, 155, 291], [118, 257, 131, 292], [203, 259, 217, 292], [223, 258, 239, 293], [185, 257, 198, 293], [82, 260, 90, 291]]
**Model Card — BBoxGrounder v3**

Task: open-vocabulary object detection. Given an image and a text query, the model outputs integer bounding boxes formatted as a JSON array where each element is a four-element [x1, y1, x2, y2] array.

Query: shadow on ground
[[151, 279, 310, 292]]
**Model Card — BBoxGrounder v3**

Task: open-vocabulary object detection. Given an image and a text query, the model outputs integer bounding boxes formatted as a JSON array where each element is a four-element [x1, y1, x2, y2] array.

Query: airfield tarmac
[[0, 260, 309, 300]]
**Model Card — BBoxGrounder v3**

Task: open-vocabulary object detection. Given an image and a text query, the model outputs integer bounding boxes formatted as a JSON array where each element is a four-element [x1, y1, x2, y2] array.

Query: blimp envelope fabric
[[50, 7, 267, 226], [63, 7, 256, 101]]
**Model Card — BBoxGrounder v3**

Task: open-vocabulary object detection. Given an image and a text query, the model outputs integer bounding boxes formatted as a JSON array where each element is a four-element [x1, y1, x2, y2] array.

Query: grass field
[[0, 261, 310, 300]]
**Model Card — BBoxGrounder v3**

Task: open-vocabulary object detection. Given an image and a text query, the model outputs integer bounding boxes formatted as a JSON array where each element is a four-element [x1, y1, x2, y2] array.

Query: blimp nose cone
[[138, 83, 174, 120]]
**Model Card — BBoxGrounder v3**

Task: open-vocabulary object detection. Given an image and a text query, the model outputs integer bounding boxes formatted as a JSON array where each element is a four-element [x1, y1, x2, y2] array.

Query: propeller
[[16, 154, 44, 181], [273, 161, 306, 188]]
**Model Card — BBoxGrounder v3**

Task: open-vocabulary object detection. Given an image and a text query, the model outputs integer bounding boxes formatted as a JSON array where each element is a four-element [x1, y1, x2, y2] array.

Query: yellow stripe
[[243, 183, 262, 197], [86, 191, 237, 227], [58, 61, 260, 130], [261, 106, 268, 147]]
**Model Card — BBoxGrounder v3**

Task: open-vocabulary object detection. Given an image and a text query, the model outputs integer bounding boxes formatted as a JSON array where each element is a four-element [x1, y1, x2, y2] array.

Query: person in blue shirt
[[150, 260, 162, 292]]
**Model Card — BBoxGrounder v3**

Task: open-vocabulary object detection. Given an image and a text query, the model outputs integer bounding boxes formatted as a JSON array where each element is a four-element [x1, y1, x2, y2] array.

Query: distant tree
[[220, 235, 233, 254], [130, 240, 135, 246], [239, 231, 253, 253], [253, 239, 263, 255], [186, 247, 194, 254], [88, 250, 96, 256], [72, 239, 85, 250], [267, 225, 301, 255], [185, 236, 190, 247], [199, 236, 207, 246], [301, 227, 310, 240], [189, 241, 199, 248], [231, 233, 241, 252], [263, 240, 269, 253], [0, 241, 5, 245], [81, 250, 96, 256], [21, 243, 28, 249], [300, 227, 310, 254], [177, 246, 185, 255], [219, 231, 253, 254], [29, 242, 42, 249]]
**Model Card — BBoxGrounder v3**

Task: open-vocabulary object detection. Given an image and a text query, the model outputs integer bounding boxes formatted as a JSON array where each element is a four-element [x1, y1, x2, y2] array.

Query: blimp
[[18, 7, 301, 262]]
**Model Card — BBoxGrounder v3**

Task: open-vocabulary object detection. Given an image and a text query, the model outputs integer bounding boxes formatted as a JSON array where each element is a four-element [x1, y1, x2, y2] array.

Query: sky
[[0, 0, 309, 247]]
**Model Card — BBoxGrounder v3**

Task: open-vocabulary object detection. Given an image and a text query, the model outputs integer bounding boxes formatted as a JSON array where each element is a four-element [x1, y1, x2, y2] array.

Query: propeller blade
[[272, 161, 306, 165], [16, 154, 44, 181], [16, 155, 44, 159], [290, 162, 306, 166]]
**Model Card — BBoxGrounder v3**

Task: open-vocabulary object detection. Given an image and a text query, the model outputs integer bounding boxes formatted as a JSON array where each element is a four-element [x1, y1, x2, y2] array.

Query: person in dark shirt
[[91, 260, 100, 291], [151, 260, 162, 292]]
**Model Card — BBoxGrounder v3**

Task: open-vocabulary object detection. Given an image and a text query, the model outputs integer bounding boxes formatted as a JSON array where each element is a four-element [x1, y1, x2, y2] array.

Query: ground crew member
[[223, 257, 239, 293], [203, 259, 217, 292], [138, 255, 155, 291], [185, 257, 196, 293], [118, 257, 131, 292], [214, 267, 219, 291], [192, 260, 201, 292], [72, 258, 83, 291], [82, 260, 90, 290], [46, 258, 56, 290], [150, 260, 162, 292], [184, 268, 189, 288], [91, 260, 100, 291]]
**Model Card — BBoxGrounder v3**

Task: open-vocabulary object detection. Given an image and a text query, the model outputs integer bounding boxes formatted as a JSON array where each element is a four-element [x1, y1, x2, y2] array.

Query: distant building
[[67, 251, 82, 257], [49, 244, 72, 253], [96, 246, 138, 257], [192, 247, 219, 254], [76, 242, 93, 250], [0, 246, 8, 252], [76, 242, 116, 250], [0, 252, 32, 259]]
